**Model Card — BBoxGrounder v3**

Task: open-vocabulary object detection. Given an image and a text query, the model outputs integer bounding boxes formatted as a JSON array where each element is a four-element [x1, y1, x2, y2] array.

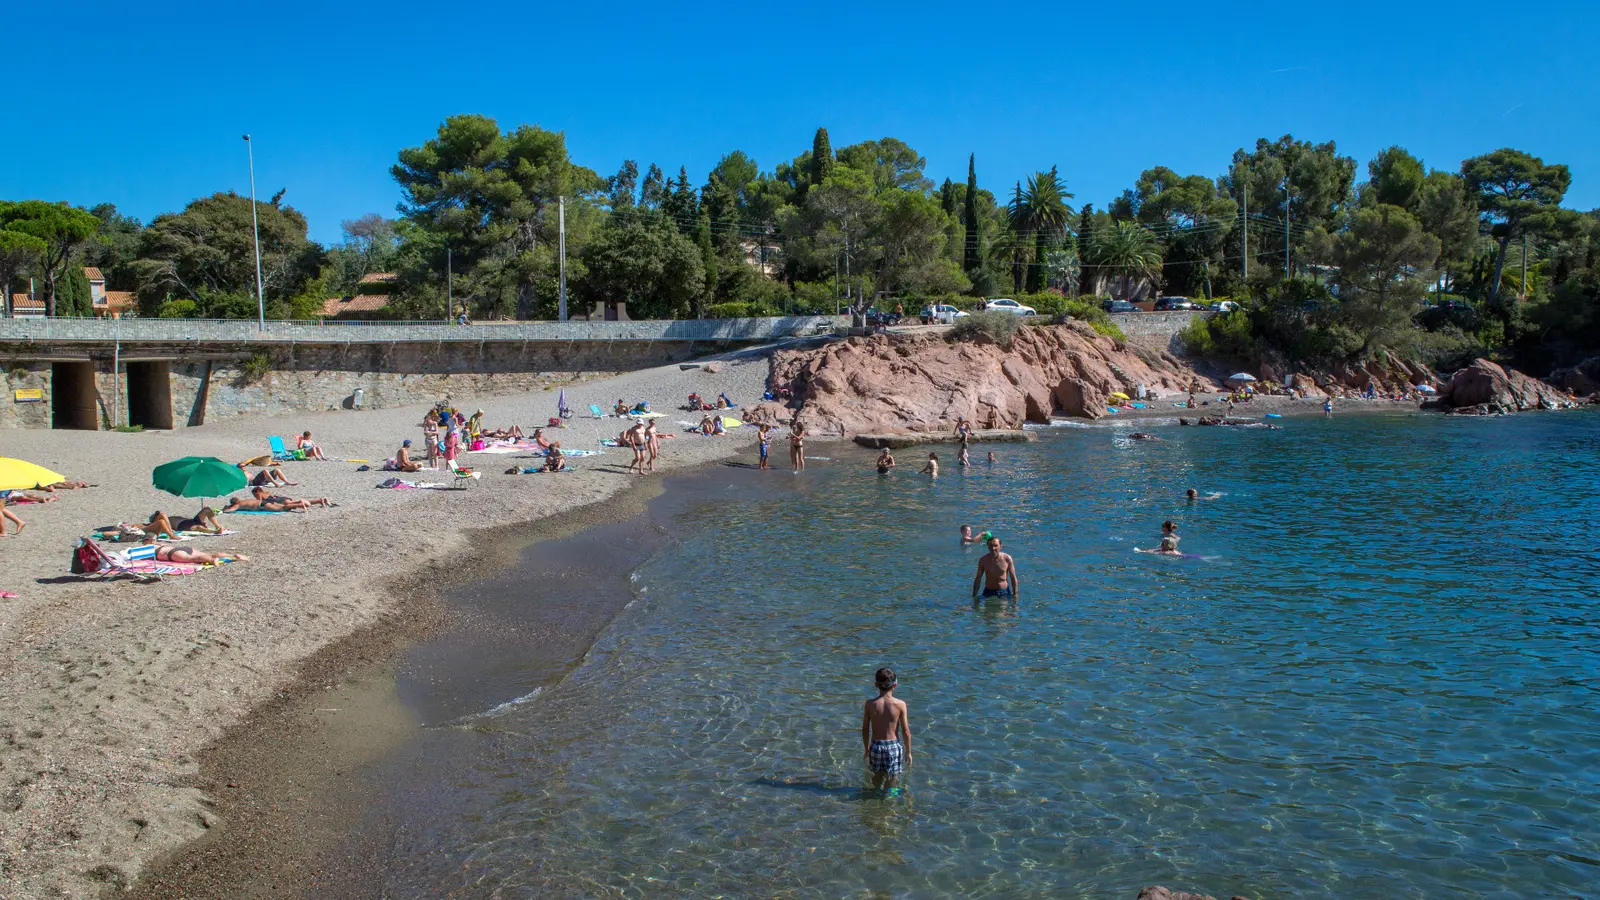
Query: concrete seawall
[[0, 316, 843, 430]]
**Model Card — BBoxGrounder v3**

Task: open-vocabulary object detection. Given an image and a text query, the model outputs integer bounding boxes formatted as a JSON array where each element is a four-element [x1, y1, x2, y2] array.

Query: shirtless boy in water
[[876, 449, 896, 474], [972, 536, 1020, 599], [862, 667, 912, 789]]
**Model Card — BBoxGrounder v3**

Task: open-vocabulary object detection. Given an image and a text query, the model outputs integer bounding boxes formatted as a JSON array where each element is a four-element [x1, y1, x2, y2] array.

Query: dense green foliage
[[4, 122, 1596, 375]]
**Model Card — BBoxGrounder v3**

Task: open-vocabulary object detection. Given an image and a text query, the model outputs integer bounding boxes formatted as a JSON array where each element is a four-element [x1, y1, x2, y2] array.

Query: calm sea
[[369, 410, 1600, 898]]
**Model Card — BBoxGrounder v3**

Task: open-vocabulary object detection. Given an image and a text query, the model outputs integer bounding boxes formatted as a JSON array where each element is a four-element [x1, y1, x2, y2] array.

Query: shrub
[[950, 311, 1024, 348], [157, 298, 199, 318], [1181, 310, 1256, 360], [239, 351, 273, 384], [706, 301, 781, 319]]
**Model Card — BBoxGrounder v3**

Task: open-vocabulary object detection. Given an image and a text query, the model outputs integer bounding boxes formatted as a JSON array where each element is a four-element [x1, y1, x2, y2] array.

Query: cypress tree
[[940, 179, 957, 216], [962, 154, 980, 275], [810, 127, 834, 188], [1076, 204, 1096, 296]]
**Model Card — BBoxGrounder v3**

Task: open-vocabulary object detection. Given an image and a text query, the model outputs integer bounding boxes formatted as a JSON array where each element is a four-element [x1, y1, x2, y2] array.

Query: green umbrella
[[152, 456, 248, 499]]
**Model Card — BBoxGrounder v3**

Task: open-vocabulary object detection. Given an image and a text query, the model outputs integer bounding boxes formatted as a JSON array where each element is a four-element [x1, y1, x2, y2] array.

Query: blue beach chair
[[267, 435, 297, 461], [589, 404, 606, 418]]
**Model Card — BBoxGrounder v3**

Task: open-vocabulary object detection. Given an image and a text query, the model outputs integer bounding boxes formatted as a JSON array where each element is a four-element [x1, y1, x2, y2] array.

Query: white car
[[981, 298, 1037, 316], [921, 304, 970, 325]]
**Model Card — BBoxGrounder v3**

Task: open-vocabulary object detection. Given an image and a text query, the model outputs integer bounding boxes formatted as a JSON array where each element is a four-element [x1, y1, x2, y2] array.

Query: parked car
[[1152, 296, 1195, 311], [920, 304, 970, 325], [864, 306, 902, 328], [1101, 300, 1138, 313], [981, 298, 1037, 316], [1206, 300, 1239, 313]]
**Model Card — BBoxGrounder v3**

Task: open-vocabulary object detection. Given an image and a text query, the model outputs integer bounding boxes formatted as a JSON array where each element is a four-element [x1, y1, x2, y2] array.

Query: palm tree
[[1007, 168, 1075, 293], [1090, 222, 1163, 300]]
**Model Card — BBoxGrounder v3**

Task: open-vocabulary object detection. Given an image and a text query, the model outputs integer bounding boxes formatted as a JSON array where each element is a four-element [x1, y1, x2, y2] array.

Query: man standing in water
[[862, 667, 912, 789], [972, 536, 1020, 599]]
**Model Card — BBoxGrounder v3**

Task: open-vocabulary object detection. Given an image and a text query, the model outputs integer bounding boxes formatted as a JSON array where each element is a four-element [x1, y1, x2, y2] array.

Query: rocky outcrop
[[1442, 358, 1577, 411], [1135, 887, 1251, 900], [764, 322, 1199, 436], [1549, 355, 1600, 395], [854, 429, 1035, 449]]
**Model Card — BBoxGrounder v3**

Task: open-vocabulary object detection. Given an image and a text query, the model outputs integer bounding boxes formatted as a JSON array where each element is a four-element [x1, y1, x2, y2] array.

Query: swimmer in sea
[[1185, 488, 1221, 502], [1136, 535, 1183, 556], [876, 449, 896, 474], [921, 452, 939, 478], [861, 667, 912, 790], [972, 536, 1019, 599], [1161, 520, 1179, 549], [958, 443, 970, 467], [986, 451, 996, 464]]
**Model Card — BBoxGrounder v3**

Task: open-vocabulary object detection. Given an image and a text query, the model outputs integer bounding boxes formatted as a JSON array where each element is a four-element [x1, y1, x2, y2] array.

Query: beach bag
[[471, 439, 485, 451], [71, 541, 101, 574]]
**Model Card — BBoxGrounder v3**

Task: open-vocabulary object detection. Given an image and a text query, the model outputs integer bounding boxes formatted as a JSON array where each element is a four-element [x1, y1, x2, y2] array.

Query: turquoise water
[[388, 411, 1600, 898]]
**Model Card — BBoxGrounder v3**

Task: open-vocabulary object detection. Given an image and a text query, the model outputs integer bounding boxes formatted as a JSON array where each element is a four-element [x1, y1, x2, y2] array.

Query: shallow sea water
[[383, 411, 1600, 898]]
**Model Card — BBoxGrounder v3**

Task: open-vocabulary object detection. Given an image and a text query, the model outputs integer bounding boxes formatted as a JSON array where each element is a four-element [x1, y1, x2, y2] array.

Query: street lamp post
[[243, 134, 266, 329]]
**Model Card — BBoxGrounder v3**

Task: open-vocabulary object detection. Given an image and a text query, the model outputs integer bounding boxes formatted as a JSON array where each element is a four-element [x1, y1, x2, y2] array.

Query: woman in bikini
[[152, 545, 249, 565], [174, 507, 223, 534], [252, 487, 333, 510], [790, 420, 807, 472]]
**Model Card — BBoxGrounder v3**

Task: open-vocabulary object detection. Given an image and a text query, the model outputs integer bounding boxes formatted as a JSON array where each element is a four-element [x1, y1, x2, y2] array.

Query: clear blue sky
[[5, 1, 1595, 245]]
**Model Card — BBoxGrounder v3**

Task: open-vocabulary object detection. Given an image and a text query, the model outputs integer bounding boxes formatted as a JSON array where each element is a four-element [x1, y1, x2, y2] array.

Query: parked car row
[[901, 296, 1238, 326]]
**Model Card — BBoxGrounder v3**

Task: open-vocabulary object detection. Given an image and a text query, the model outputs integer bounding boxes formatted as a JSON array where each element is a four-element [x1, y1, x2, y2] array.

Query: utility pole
[[1242, 171, 1249, 282], [1284, 172, 1292, 279], [558, 196, 568, 321], [243, 135, 265, 329]]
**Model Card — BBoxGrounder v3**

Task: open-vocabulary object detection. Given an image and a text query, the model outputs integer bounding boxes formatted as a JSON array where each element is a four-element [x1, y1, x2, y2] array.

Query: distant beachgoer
[[0, 498, 23, 536], [423, 416, 441, 468], [627, 420, 649, 475], [986, 451, 996, 464], [876, 449, 896, 474], [298, 431, 328, 461], [958, 443, 970, 467], [36, 480, 90, 492], [972, 536, 1019, 599], [790, 421, 807, 472], [245, 465, 296, 488], [1129, 432, 1161, 441], [173, 507, 222, 534], [395, 440, 422, 473], [712, 417, 726, 436], [1161, 520, 1180, 549], [1324, 397, 1334, 418], [954, 416, 971, 437], [150, 544, 247, 564], [443, 426, 461, 470], [1185, 488, 1221, 502], [645, 419, 660, 473], [699, 414, 716, 435], [959, 524, 991, 545], [614, 399, 630, 417], [921, 452, 939, 478], [253, 486, 333, 509], [1136, 535, 1184, 556], [543, 441, 567, 472], [861, 667, 912, 789], [758, 424, 772, 470]]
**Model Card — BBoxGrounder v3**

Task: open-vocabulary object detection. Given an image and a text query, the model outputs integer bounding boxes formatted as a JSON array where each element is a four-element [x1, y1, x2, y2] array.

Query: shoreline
[[124, 478, 676, 899], [0, 355, 771, 899]]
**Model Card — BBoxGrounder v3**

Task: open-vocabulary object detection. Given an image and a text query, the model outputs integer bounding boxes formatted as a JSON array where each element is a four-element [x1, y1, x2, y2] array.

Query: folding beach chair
[[70, 537, 189, 583], [589, 404, 607, 418], [267, 435, 298, 461]]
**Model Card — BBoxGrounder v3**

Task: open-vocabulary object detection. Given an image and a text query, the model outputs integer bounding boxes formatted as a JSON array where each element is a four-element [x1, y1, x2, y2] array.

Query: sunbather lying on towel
[[150, 545, 249, 565], [174, 506, 223, 534], [144, 511, 181, 539], [36, 480, 92, 491], [0, 490, 56, 504], [482, 425, 525, 440], [224, 496, 289, 512], [250, 486, 334, 510]]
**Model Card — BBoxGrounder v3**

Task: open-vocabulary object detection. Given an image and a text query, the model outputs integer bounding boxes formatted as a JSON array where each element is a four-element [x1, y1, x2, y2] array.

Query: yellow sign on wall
[[13, 389, 43, 403]]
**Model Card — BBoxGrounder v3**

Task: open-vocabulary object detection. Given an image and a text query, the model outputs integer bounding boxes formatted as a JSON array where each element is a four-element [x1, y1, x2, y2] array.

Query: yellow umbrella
[[1108, 392, 1130, 401], [0, 457, 66, 491]]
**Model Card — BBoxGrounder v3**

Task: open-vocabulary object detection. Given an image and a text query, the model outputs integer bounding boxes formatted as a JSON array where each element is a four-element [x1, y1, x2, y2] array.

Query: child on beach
[[862, 667, 912, 789], [758, 424, 771, 469], [921, 453, 938, 477]]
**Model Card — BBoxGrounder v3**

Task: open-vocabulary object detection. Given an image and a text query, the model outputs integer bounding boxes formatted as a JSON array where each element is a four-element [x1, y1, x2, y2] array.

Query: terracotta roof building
[[320, 294, 391, 318], [85, 266, 137, 317], [10, 293, 45, 317]]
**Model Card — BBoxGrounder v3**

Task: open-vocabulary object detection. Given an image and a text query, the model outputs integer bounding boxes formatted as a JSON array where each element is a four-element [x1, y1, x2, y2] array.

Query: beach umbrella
[[152, 456, 248, 499], [1226, 373, 1257, 383], [1108, 391, 1130, 401], [0, 457, 65, 491], [1414, 384, 1437, 393]]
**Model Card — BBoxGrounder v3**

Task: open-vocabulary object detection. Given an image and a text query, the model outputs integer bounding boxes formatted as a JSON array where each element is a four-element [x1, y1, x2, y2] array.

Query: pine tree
[[695, 209, 717, 317], [810, 127, 834, 189], [609, 160, 639, 210], [962, 154, 981, 275], [662, 167, 697, 229], [640, 163, 666, 210]]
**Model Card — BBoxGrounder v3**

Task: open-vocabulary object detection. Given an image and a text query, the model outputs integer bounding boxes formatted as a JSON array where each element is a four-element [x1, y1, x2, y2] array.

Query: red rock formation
[[1443, 358, 1576, 411], [764, 322, 1200, 436]]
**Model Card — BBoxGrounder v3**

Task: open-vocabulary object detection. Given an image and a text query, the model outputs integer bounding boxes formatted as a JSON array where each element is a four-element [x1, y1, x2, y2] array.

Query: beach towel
[[178, 529, 240, 538], [376, 477, 459, 490], [224, 508, 290, 515]]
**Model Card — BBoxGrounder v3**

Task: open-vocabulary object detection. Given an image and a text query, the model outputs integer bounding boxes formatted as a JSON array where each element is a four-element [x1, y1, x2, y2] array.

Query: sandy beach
[[0, 352, 774, 898]]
